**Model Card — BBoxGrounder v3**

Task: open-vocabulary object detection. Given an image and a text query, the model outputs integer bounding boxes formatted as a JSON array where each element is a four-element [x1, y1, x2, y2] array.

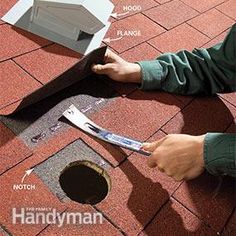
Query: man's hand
[[91, 49, 142, 83], [143, 134, 206, 181]]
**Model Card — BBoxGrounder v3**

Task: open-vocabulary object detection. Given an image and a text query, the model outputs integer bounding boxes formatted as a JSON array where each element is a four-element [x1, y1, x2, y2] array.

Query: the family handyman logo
[[12, 207, 103, 227]]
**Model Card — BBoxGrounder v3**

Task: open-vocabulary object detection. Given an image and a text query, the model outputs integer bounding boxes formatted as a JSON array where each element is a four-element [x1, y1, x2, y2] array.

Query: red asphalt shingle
[[220, 92, 236, 107], [140, 198, 216, 235], [217, 0, 236, 20], [34, 127, 79, 154], [181, 0, 226, 13], [92, 90, 183, 143], [188, 9, 235, 38], [13, 44, 82, 84], [148, 23, 210, 53], [0, 24, 50, 62], [162, 97, 236, 135], [121, 42, 160, 62], [0, 122, 32, 174], [203, 29, 228, 48], [143, 0, 199, 29], [0, 100, 23, 116], [105, 13, 165, 53], [173, 173, 235, 231], [0, 60, 41, 109]]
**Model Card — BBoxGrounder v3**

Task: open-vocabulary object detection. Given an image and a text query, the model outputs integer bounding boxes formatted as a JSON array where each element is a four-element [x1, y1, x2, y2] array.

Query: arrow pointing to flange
[[103, 36, 123, 44], [21, 168, 34, 183], [111, 11, 130, 19]]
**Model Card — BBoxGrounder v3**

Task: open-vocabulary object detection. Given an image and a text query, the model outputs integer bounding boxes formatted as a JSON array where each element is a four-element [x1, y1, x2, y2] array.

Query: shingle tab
[[148, 23, 209, 52], [188, 9, 234, 38], [217, 0, 236, 20], [13, 44, 82, 84], [0, 122, 32, 174], [144, 0, 198, 29], [0, 24, 50, 62], [105, 13, 165, 53], [0, 60, 41, 109]]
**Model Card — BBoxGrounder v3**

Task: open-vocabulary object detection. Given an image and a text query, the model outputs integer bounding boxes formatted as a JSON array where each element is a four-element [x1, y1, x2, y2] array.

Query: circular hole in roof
[[59, 160, 111, 205]]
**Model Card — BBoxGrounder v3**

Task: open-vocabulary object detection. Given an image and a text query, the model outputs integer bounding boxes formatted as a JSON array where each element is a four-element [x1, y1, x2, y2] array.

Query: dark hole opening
[[59, 161, 110, 205]]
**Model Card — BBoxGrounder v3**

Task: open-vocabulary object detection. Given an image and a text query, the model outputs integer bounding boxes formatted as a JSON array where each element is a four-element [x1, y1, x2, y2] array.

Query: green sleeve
[[137, 23, 236, 95], [204, 133, 236, 177]]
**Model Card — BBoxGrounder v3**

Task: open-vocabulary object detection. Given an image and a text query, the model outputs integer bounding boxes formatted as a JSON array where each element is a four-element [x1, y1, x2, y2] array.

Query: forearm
[[137, 24, 236, 95], [138, 49, 219, 95], [204, 133, 236, 177]]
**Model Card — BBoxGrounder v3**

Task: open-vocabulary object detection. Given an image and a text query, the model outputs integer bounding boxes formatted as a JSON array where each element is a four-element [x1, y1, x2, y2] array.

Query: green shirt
[[138, 23, 236, 177]]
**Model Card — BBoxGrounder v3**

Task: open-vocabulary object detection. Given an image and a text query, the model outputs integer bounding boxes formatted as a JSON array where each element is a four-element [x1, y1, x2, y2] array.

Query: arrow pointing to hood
[[111, 11, 130, 19]]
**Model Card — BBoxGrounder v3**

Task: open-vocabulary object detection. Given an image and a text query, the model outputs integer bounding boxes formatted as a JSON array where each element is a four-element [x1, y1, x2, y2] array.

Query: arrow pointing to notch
[[111, 11, 130, 19], [103, 36, 123, 44], [21, 168, 34, 183]]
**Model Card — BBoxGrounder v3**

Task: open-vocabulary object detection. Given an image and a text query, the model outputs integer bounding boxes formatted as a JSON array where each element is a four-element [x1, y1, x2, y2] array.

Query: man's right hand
[[91, 49, 142, 84], [142, 134, 206, 181]]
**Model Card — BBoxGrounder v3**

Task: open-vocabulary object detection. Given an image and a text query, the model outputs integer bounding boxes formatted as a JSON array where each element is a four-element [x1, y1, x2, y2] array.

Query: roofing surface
[[0, 0, 235, 235]]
